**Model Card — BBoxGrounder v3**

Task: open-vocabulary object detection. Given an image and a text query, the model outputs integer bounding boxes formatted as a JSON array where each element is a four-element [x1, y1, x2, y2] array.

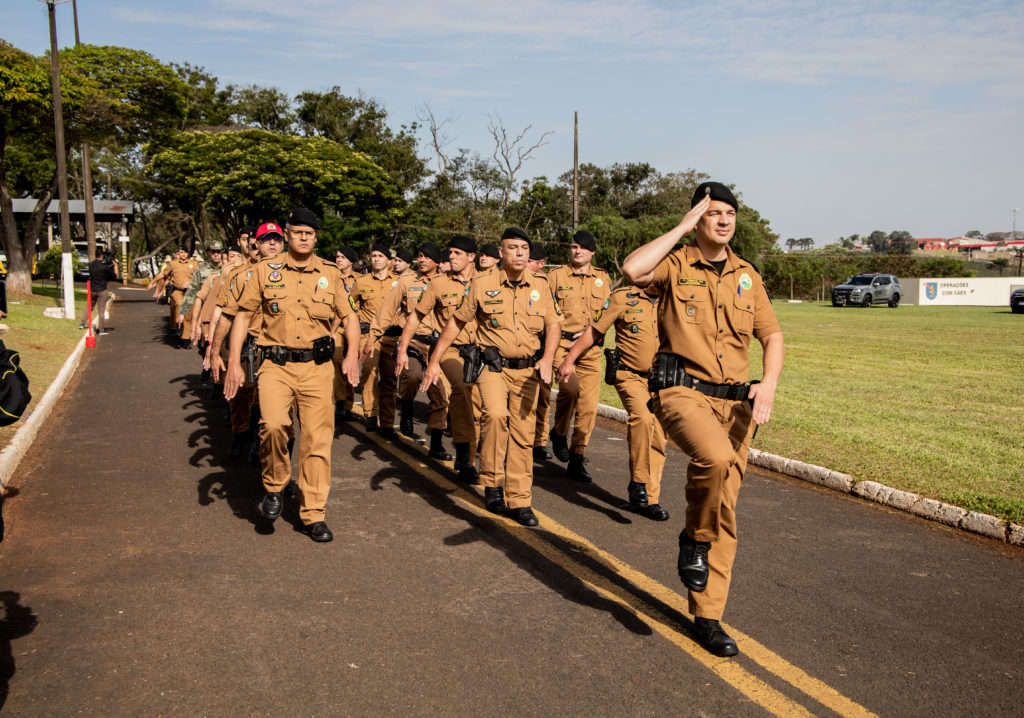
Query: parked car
[[832, 273, 901, 307], [1011, 287, 1024, 314]]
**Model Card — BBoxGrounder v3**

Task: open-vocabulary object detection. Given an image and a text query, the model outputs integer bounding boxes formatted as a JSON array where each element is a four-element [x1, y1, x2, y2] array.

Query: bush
[[35, 245, 83, 281]]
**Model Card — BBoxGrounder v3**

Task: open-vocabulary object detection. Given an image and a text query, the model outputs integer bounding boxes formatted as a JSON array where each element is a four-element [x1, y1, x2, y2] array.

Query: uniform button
[[719, 329, 723, 333], [718, 353, 723, 358], [690, 293, 695, 298], [718, 304, 723, 309]]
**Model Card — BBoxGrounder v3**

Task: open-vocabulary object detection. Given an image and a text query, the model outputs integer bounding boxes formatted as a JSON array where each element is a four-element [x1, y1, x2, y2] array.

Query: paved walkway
[[1, 293, 1022, 716]]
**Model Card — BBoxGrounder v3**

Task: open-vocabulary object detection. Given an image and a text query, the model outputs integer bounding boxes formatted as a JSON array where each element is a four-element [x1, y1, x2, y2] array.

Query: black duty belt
[[618, 364, 650, 379], [260, 346, 316, 363], [452, 343, 473, 353], [383, 326, 403, 337], [649, 352, 752, 401], [501, 356, 534, 370], [171, 286, 186, 293], [561, 329, 604, 346], [414, 332, 438, 348]]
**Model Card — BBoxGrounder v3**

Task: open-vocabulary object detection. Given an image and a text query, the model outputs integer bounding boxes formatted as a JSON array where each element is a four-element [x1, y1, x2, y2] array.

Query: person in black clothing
[[80, 247, 119, 334]]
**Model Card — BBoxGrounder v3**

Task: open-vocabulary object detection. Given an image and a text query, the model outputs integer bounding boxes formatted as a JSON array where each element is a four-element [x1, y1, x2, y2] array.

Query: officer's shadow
[[0, 591, 38, 710], [533, 461, 634, 525], [364, 460, 652, 637]]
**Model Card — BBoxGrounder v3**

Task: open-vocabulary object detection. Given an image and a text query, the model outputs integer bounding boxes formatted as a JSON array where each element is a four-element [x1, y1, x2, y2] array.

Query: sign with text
[[917, 277, 1023, 306]]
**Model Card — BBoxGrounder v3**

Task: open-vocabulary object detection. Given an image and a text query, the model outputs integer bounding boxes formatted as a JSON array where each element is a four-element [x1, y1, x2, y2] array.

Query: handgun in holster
[[312, 335, 334, 365], [241, 335, 261, 384], [459, 345, 483, 383], [482, 346, 503, 373], [603, 348, 620, 385]]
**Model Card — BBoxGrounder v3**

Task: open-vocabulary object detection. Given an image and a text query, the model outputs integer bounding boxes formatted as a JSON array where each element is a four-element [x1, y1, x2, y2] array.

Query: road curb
[[0, 331, 88, 492], [594, 401, 1023, 548]]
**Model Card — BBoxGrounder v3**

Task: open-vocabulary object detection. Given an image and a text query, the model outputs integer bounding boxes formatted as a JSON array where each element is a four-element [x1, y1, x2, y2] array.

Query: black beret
[[395, 248, 414, 264], [287, 207, 320, 230], [337, 245, 358, 263], [692, 181, 738, 211], [501, 227, 530, 243], [572, 230, 597, 252], [369, 243, 390, 257], [418, 242, 443, 263], [0, 341, 31, 427], [240, 225, 256, 237], [529, 244, 548, 261], [177, 245, 189, 252], [227, 245, 243, 254], [449, 235, 477, 254], [479, 243, 500, 259]]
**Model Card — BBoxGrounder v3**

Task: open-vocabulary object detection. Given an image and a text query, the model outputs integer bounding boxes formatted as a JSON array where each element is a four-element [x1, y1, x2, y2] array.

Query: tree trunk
[[0, 155, 58, 295]]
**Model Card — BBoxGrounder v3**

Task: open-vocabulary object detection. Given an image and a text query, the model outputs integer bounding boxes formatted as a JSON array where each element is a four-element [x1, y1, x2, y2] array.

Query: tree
[[171, 62, 235, 129], [965, 229, 984, 240], [145, 129, 403, 249], [867, 230, 889, 253], [296, 88, 426, 196], [988, 257, 1009, 276], [888, 230, 915, 254], [486, 114, 552, 210]]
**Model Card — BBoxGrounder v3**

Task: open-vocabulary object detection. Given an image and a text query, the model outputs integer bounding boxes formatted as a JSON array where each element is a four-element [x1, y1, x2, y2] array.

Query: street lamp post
[[43, 0, 76, 320]]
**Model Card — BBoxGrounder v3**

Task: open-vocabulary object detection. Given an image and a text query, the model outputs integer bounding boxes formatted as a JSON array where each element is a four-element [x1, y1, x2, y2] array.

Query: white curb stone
[[1008, 524, 1024, 547], [959, 512, 1006, 540]]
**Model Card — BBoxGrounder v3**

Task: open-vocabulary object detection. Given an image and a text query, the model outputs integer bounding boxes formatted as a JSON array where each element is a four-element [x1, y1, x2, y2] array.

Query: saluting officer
[[396, 235, 480, 479], [422, 227, 560, 527], [224, 208, 361, 543], [557, 284, 669, 520], [622, 181, 784, 657], [545, 230, 611, 480], [349, 244, 397, 433]]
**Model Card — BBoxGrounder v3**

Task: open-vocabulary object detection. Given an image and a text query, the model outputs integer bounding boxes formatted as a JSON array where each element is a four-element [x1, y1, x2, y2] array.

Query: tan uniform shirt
[[591, 285, 659, 372], [649, 245, 779, 384], [219, 262, 265, 337], [196, 272, 223, 326], [454, 269, 559, 359], [547, 264, 611, 335], [235, 255, 356, 350], [161, 257, 199, 290], [369, 272, 436, 343], [414, 270, 478, 346], [350, 272, 398, 325]]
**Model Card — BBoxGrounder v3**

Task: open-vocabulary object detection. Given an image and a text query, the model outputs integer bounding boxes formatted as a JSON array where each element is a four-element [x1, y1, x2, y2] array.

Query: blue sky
[[4, 0, 1023, 245]]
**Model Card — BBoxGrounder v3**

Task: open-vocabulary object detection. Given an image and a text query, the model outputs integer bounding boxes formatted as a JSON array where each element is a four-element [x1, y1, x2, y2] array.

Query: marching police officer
[[526, 244, 554, 460], [154, 246, 198, 337], [546, 230, 611, 480], [224, 208, 361, 543], [477, 243, 500, 271], [422, 227, 560, 527], [557, 284, 669, 520], [622, 181, 784, 657], [349, 244, 398, 433], [333, 245, 361, 421]]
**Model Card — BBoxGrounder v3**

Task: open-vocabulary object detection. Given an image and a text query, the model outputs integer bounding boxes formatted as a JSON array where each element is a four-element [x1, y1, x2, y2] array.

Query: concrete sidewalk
[[1, 296, 1022, 717]]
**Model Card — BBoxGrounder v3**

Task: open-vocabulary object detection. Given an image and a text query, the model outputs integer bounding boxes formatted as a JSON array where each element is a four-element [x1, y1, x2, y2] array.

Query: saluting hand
[[679, 194, 712, 235]]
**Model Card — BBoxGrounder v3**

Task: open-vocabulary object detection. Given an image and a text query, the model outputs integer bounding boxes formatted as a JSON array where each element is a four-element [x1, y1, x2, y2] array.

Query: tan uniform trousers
[[332, 341, 354, 408], [257, 360, 335, 525], [398, 339, 450, 431], [376, 336, 400, 428], [553, 341, 603, 453], [168, 288, 185, 330], [534, 380, 551, 447], [440, 346, 481, 462], [358, 335, 381, 418], [230, 384, 256, 433], [652, 385, 754, 620], [614, 370, 667, 503], [478, 367, 541, 509]]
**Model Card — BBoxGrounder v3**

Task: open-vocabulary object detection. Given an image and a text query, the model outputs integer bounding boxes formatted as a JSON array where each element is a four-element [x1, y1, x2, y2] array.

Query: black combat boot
[[628, 480, 669, 520], [429, 429, 453, 460], [483, 486, 507, 514], [365, 416, 379, 433], [566, 452, 593, 483], [227, 432, 248, 460], [399, 400, 415, 437], [549, 429, 570, 462], [693, 617, 739, 657], [677, 531, 711, 593]]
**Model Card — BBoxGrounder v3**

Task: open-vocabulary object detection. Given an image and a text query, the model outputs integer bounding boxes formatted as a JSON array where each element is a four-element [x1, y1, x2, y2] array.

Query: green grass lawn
[[0, 284, 89, 447], [593, 302, 1024, 523]]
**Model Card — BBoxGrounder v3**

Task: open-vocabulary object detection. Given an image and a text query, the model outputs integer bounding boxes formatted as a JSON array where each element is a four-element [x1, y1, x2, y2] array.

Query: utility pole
[[572, 112, 579, 230], [72, 0, 97, 261], [45, 0, 75, 319]]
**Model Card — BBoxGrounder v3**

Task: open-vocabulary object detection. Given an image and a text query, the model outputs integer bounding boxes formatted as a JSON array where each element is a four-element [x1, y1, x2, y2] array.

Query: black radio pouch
[[648, 353, 679, 393], [482, 346, 502, 373], [603, 348, 620, 385], [312, 336, 335, 365]]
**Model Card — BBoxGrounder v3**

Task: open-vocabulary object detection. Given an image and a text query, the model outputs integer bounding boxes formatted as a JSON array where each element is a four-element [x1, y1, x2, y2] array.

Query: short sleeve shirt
[[415, 270, 477, 345], [648, 244, 779, 384], [235, 255, 355, 349], [350, 272, 397, 324], [591, 285, 659, 372], [546, 264, 611, 334], [454, 268, 559, 359]]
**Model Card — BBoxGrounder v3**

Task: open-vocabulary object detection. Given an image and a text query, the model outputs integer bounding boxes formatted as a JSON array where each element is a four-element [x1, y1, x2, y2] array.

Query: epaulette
[[734, 253, 761, 275]]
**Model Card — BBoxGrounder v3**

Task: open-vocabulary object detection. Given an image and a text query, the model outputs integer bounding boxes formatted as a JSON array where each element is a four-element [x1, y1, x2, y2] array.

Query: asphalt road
[[1, 291, 1022, 717]]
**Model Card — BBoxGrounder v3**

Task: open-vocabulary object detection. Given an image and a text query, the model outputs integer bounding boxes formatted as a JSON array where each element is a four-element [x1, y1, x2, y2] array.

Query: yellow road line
[[345, 412, 877, 718]]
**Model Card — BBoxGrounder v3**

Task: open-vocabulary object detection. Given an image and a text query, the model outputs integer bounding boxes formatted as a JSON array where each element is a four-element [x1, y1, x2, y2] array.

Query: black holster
[[648, 352, 683, 393], [459, 345, 483, 383], [312, 335, 334, 365], [603, 348, 620, 385], [241, 335, 261, 385]]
